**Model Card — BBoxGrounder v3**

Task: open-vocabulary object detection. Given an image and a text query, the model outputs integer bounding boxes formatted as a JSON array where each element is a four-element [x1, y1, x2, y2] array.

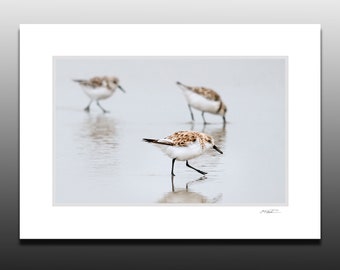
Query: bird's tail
[[73, 79, 90, 87], [176, 81, 188, 88], [143, 138, 173, 146], [73, 79, 85, 83], [143, 138, 158, 143], [176, 81, 193, 92]]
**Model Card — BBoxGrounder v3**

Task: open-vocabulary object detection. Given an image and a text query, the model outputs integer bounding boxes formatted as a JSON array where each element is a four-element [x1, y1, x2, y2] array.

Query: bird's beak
[[118, 85, 126, 93], [213, 145, 223, 154]]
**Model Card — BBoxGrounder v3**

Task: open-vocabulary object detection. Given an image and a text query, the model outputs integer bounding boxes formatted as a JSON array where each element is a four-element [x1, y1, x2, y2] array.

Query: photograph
[[20, 24, 320, 239], [54, 57, 287, 205]]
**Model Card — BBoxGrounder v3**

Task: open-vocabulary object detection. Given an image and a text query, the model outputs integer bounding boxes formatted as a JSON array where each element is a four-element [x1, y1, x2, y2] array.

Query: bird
[[176, 81, 227, 124], [143, 131, 223, 176], [73, 76, 125, 113]]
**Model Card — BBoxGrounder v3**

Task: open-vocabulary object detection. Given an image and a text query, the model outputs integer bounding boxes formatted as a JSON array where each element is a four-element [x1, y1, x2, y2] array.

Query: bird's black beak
[[213, 145, 223, 154], [176, 81, 182, 85], [118, 85, 126, 93]]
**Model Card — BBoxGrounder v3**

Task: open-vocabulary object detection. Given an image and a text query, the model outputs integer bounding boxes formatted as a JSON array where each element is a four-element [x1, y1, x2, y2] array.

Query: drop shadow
[[19, 239, 321, 245]]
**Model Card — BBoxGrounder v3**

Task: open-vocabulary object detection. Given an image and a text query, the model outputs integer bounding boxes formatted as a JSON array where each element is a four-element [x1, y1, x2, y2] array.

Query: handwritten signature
[[260, 209, 281, 214]]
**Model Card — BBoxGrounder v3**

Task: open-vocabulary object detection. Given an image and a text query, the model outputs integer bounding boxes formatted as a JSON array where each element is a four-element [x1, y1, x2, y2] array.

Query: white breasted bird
[[73, 76, 125, 113], [143, 131, 223, 176], [176, 81, 227, 124]]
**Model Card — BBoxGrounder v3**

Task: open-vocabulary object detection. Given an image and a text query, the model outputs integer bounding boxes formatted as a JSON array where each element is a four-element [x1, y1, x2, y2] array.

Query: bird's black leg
[[96, 101, 109, 113], [186, 160, 207, 175], [171, 158, 176, 176], [188, 104, 195, 121], [84, 100, 92, 112], [222, 115, 226, 125], [201, 111, 207, 125], [171, 174, 175, 192]]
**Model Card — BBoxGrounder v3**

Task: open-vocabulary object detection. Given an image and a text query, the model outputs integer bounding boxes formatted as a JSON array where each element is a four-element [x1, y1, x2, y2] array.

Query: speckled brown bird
[[73, 76, 125, 113], [143, 131, 223, 175], [176, 81, 227, 124]]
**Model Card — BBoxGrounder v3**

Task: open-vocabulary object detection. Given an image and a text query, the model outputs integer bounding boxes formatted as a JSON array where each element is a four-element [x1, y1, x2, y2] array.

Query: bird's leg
[[84, 100, 92, 112], [188, 104, 195, 121], [222, 115, 226, 125], [171, 158, 176, 176], [96, 101, 109, 113], [171, 174, 175, 192], [201, 111, 207, 125], [186, 160, 207, 175]]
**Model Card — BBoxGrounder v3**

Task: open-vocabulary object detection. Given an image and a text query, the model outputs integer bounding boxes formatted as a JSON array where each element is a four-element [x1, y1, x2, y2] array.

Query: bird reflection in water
[[158, 175, 222, 204], [203, 123, 227, 157], [76, 114, 118, 172], [80, 114, 117, 146]]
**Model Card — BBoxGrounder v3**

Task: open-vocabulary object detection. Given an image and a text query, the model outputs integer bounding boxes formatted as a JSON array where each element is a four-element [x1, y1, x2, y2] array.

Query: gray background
[[0, 0, 337, 269]]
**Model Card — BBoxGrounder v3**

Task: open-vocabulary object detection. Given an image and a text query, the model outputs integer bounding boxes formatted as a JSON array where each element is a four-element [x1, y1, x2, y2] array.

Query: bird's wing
[[189, 87, 221, 101], [73, 77, 103, 88], [166, 131, 198, 147]]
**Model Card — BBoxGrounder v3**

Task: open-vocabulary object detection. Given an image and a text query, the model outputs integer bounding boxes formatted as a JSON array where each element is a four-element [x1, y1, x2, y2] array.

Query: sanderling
[[176, 81, 227, 124], [73, 76, 125, 113], [143, 131, 223, 176]]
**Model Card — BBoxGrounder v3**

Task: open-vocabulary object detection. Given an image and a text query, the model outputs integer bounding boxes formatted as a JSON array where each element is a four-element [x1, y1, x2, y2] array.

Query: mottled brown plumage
[[166, 131, 212, 149], [88, 76, 104, 88], [75, 76, 120, 90], [187, 86, 221, 101]]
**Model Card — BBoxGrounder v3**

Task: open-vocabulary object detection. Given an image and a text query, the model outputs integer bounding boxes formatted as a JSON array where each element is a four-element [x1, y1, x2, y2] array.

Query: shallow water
[[54, 57, 286, 205]]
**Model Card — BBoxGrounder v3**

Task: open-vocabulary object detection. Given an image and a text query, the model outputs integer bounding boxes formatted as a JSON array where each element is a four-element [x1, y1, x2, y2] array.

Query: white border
[[20, 24, 320, 239]]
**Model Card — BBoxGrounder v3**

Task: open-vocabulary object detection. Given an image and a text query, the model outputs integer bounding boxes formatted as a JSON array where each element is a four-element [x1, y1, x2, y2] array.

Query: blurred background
[[54, 57, 286, 205]]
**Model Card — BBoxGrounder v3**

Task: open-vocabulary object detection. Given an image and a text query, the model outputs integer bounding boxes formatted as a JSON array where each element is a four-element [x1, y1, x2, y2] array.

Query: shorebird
[[176, 81, 227, 124], [143, 131, 223, 176], [73, 76, 125, 113]]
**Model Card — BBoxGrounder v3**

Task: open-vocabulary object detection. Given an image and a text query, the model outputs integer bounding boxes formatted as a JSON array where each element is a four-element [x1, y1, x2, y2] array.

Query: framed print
[[20, 24, 320, 239]]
